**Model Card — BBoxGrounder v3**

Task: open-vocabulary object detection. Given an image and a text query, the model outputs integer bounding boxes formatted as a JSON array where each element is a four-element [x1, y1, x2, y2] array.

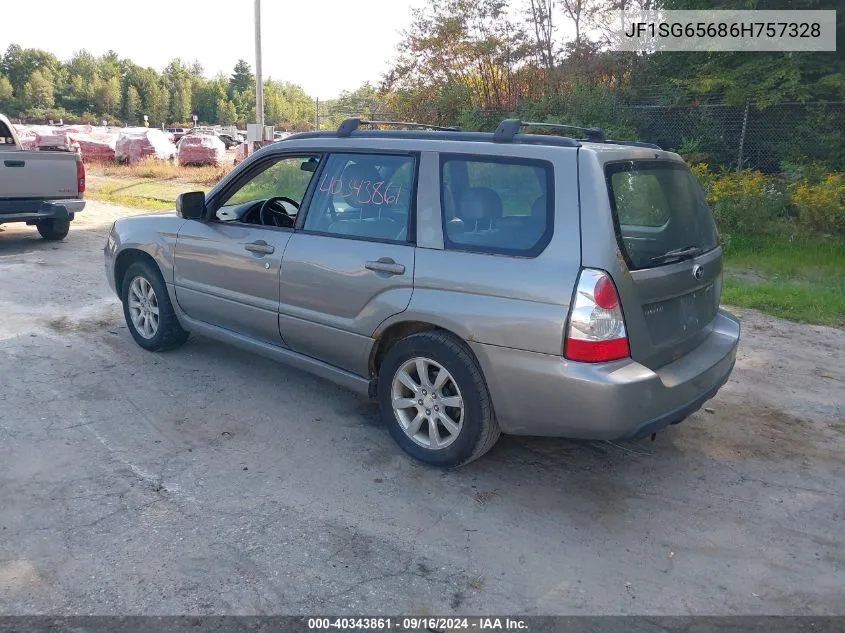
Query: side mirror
[[300, 158, 318, 172], [176, 191, 206, 220]]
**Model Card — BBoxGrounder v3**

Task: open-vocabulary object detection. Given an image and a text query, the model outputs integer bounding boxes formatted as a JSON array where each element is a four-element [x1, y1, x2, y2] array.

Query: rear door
[[278, 152, 417, 375], [584, 154, 722, 370]]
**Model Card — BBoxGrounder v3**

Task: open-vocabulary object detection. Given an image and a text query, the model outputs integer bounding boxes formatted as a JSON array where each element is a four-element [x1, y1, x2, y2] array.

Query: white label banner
[[611, 10, 837, 52]]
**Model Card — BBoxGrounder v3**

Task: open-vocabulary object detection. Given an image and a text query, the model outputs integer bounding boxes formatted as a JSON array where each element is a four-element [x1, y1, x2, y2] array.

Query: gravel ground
[[1, 201, 844, 615]]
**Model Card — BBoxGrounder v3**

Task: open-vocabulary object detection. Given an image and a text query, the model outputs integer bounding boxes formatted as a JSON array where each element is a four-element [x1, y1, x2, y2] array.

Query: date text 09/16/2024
[[307, 617, 529, 630]]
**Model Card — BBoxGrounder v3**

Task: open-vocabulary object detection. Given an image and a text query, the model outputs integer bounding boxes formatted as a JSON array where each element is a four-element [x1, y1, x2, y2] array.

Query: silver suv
[[104, 118, 740, 467]]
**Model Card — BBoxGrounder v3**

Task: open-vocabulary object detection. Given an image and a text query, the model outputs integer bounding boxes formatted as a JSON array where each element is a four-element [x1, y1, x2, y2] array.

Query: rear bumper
[[470, 309, 740, 440], [0, 199, 85, 224]]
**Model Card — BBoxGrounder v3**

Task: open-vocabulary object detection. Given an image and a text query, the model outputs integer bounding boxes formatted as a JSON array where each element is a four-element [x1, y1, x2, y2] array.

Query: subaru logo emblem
[[692, 264, 704, 280]]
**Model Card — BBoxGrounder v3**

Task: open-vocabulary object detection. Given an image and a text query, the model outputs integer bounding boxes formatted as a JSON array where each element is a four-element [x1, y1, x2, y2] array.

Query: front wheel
[[121, 260, 189, 352], [378, 331, 501, 468], [36, 218, 70, 240]]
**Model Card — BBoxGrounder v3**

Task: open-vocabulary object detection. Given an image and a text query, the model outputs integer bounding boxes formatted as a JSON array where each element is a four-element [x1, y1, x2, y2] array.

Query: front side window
[[303, 153, 415, 243], [222, 155, 321, 209], [441, 156, 553, 256]]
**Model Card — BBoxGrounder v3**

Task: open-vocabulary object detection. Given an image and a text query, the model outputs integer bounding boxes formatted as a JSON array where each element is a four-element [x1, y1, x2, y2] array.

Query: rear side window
[[440, 155, 553, 256], [606, 160, 718, 270]]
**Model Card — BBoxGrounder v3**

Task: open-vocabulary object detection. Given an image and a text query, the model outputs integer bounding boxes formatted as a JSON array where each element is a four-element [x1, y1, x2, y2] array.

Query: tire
[[121, 260, 189, 352], [36, 218, 70, 240], [378, 331, 501, 468]]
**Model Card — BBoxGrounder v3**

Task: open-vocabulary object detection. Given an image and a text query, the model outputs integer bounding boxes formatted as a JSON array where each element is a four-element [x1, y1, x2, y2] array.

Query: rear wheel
[[378, 331, 500, 467], [121, 260, 189, 352], [36, 218, 70, 240]]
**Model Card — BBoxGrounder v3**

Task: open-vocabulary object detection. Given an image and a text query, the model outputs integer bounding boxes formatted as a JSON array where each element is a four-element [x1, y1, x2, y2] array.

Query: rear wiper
[[650, 245, 703, 264]]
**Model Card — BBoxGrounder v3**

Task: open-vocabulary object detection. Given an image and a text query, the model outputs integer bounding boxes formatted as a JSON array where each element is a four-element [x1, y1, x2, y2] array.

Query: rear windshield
[[605, 160, 718, 270]]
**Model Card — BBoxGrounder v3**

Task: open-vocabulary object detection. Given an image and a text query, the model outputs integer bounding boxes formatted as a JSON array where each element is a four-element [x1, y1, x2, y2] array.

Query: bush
[[694, 167, 787, 234], [790, 174, 845, 233], [778, 106, 845, 172], [781, 160, 830, 186]]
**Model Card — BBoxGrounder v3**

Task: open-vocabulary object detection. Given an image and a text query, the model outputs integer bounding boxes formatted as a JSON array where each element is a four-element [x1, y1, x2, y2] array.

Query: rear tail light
[[564, 268, 630, 363], [77, 159, 86, 194]]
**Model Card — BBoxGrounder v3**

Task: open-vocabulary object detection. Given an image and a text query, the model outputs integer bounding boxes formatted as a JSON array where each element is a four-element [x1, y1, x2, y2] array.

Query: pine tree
[[228, 60, 254, 97]]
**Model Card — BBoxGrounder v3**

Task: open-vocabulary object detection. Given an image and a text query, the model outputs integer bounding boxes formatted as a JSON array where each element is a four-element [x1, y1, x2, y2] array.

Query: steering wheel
[[259, 196, 299, 228]]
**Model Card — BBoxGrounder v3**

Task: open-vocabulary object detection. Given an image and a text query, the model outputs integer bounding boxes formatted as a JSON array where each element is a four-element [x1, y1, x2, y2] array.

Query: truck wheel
[[36, 219, 70, 240], [121, 260, 189, 352], [378, 331, 501, 468]]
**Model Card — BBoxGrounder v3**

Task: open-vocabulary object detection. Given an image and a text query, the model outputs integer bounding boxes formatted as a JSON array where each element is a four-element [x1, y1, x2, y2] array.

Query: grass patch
[[723, 232, 845, 326], [86, 176, 214, 211], [85, 160, 232, 210], [87, 160, 229, 186]]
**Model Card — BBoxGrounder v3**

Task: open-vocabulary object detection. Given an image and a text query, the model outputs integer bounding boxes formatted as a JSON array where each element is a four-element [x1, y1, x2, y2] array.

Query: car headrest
[[458, 187, 503, 222], [340, 162, 383, 209]]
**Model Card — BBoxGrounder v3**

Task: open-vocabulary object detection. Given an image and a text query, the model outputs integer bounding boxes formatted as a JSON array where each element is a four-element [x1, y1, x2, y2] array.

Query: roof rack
[[337, 118, 461, 137], [495, 119, 605, 143], [285, 119, 657, 150]]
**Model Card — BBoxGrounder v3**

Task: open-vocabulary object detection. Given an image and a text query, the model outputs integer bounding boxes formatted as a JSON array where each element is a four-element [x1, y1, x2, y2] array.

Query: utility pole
[[254, 0, 264, 129], [315, 98, 319, 130]]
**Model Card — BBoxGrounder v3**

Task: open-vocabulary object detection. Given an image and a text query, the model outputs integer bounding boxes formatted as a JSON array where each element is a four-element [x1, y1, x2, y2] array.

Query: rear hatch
[[602, 158, 722, 370]]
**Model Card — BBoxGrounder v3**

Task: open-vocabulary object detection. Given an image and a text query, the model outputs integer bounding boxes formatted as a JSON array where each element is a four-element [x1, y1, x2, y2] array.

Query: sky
[[2, 0, 421, 100]]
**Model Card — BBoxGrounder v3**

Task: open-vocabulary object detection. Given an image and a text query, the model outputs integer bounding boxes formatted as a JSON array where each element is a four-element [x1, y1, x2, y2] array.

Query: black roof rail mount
[[337, 118, 461, 137], [494, 119, 605, 143]]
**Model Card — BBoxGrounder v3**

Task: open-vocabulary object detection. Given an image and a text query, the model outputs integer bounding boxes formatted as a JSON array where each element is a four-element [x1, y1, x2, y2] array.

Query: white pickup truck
[[0, 113, 85, 240]]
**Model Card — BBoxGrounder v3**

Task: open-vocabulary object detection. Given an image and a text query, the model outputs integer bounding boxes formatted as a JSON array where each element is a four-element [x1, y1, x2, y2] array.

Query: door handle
[[365, 259, 405, 275], [244, 241, 275, 255], [4, 160, 25, 167]]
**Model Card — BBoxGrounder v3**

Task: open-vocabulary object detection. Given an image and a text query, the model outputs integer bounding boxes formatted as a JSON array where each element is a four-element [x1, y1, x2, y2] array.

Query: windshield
[[605, 160, 718, 270]]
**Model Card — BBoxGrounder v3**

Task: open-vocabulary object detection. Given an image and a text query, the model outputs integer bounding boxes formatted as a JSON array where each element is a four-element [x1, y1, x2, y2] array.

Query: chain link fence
[[316, 100, 845, 173], [628, 101, 844, 172]]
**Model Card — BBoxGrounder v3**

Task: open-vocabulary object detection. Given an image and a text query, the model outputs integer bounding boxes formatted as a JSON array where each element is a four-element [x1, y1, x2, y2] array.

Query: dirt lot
[[1, 201, 844, 615]]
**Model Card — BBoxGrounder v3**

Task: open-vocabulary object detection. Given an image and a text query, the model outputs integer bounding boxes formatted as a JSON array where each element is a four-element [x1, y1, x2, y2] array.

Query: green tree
[[263, 80, 315, 129], [232, 89, 255, 126], [124, 84, 141, 123], [633, 0, 845, 106], [0, 74, 13, 106], [193, 75, 227, 124], [2, 44, 62, 95], [23, 69, 54, 109], [170, 76, 192, 123], [384, 0, 534, 113], [95, 76, 121, 118], [64, 49, 101, 112], [146, 81, 170, 125], [229, 59, 254, 97], [162, 59, 193, 123], [216, 98, 237, 125]]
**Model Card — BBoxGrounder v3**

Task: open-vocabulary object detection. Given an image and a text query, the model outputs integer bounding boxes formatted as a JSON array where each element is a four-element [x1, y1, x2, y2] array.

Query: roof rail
[[494, 119, 605, 143], [603, 139, 663, 150], [337, 118, 461, 137]]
